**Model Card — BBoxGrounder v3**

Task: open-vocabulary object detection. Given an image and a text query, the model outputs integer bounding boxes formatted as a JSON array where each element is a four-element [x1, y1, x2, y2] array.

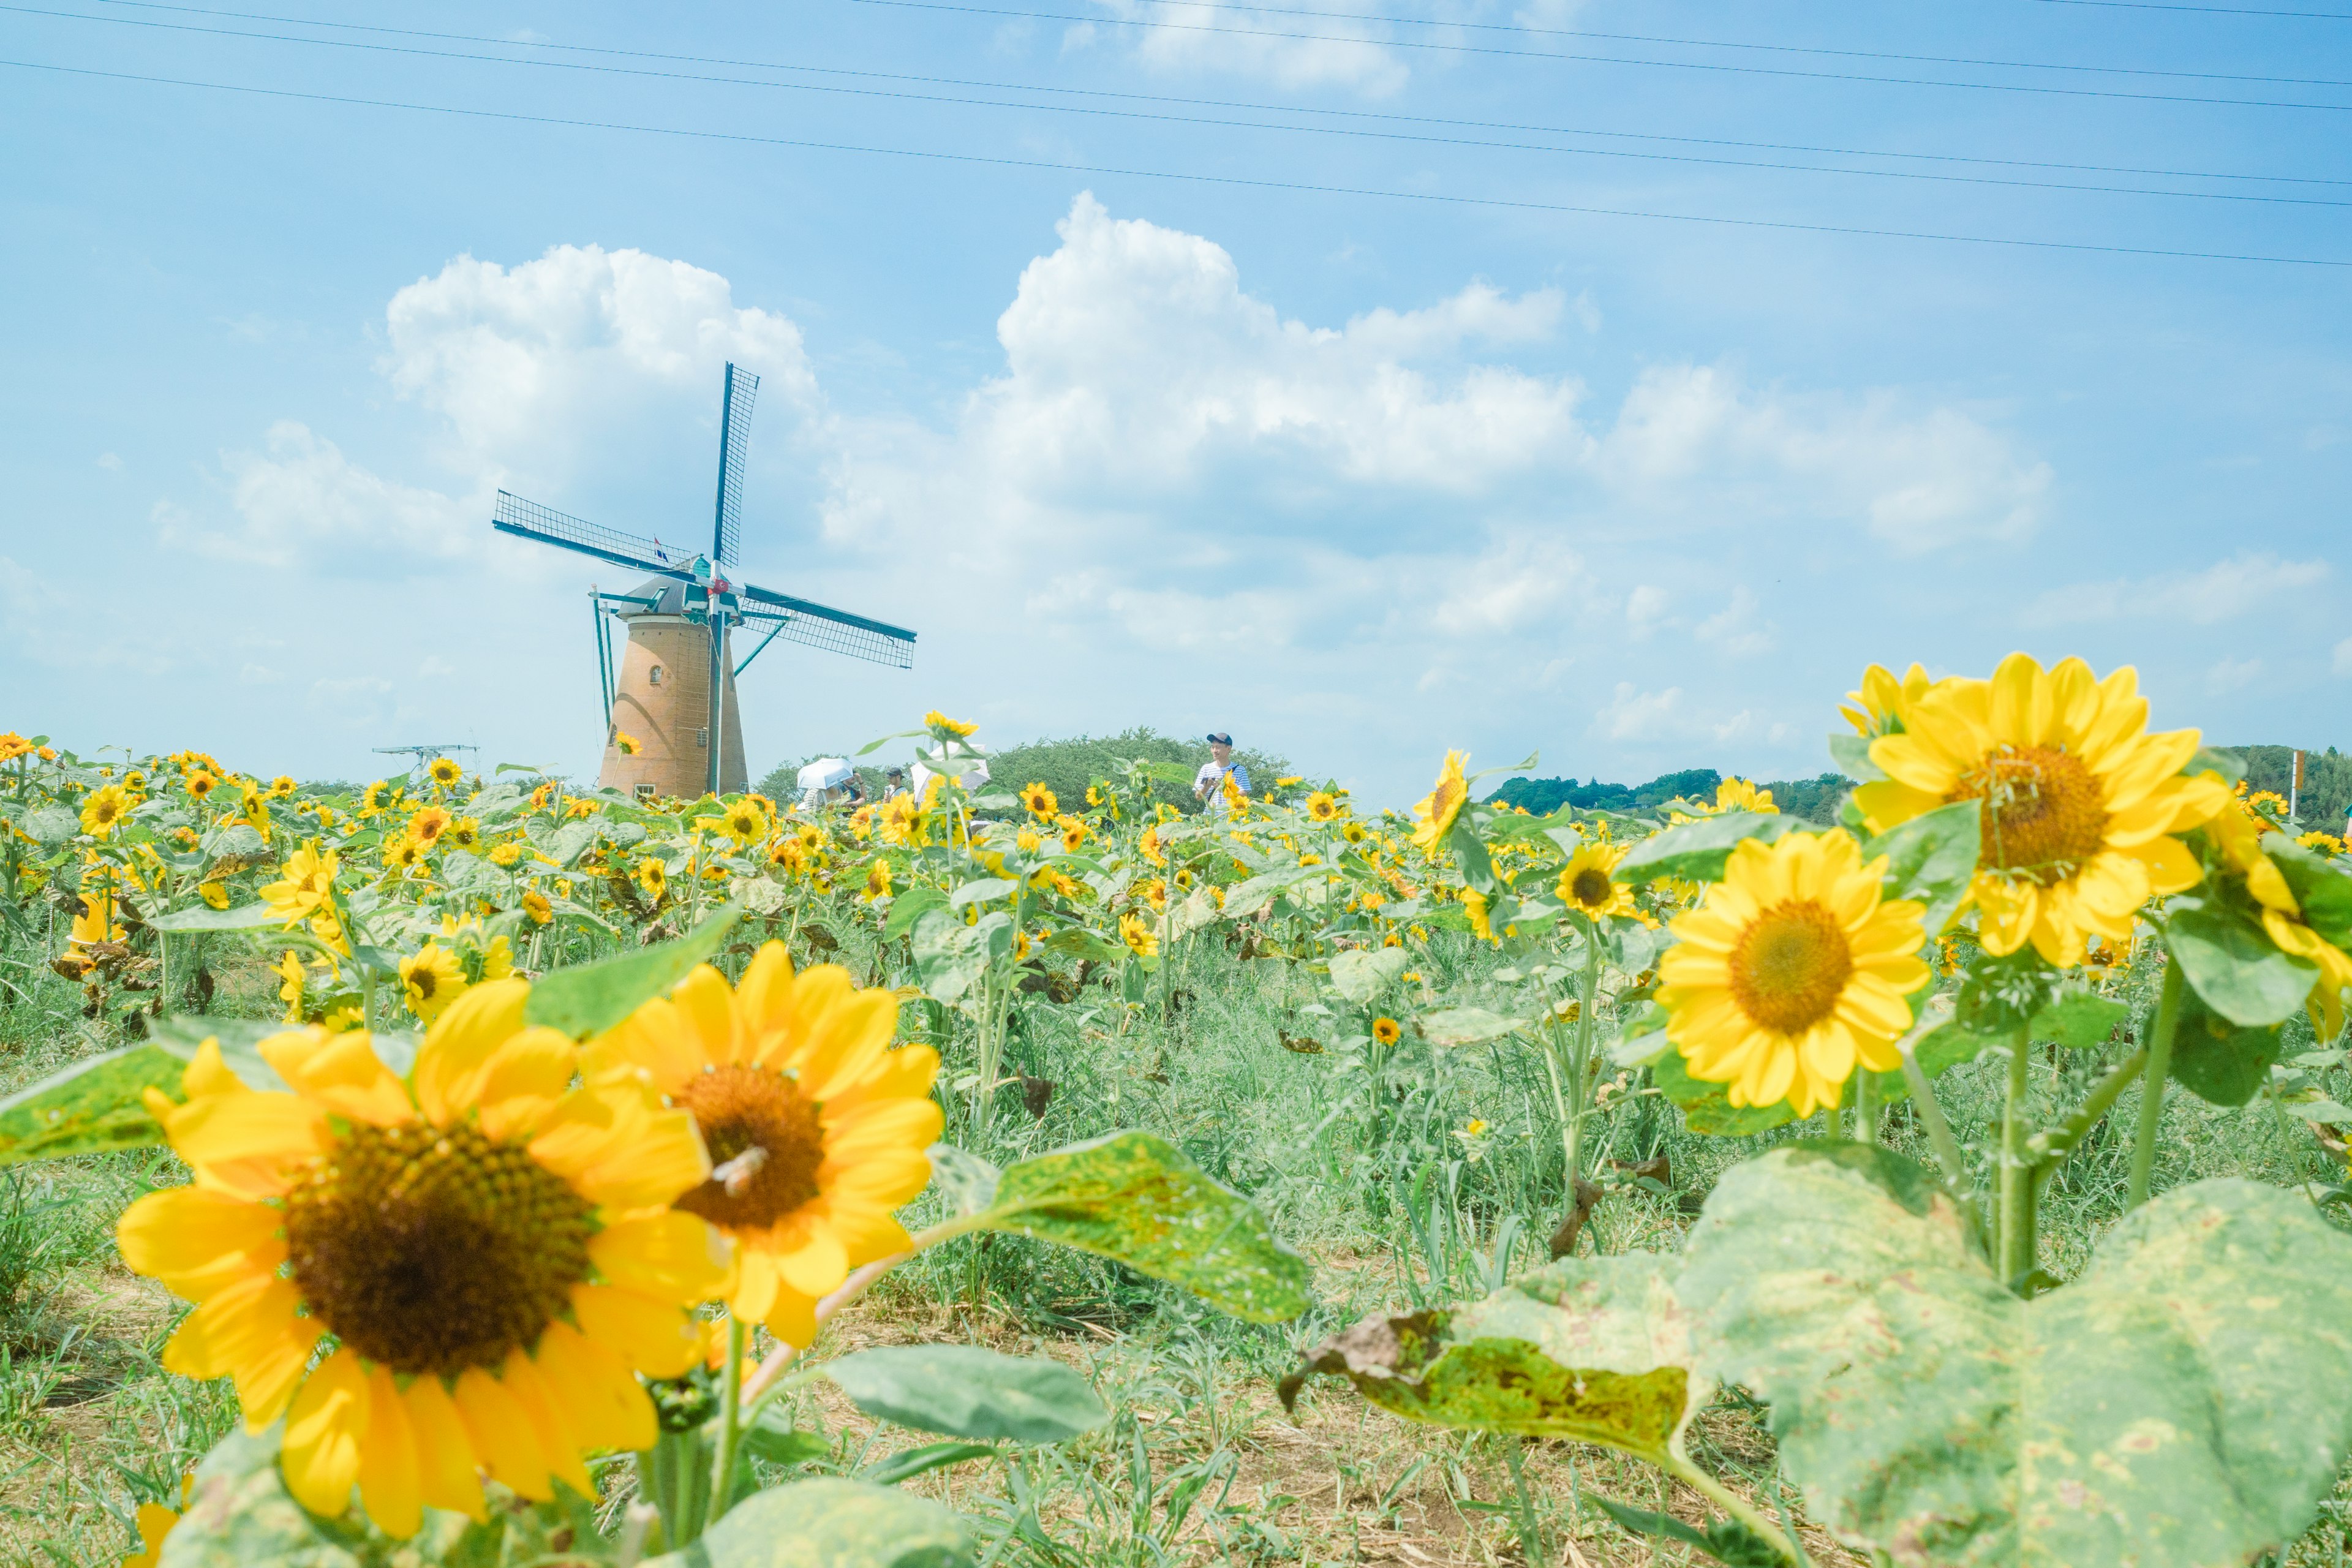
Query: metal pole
[[706, 608, 726, 799], [2292, 749, 2304, 827], [592, 587, 614, 741]]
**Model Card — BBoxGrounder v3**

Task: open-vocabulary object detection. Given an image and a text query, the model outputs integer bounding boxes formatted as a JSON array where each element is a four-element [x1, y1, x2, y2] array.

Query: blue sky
[[2, 0, 2346, 804]]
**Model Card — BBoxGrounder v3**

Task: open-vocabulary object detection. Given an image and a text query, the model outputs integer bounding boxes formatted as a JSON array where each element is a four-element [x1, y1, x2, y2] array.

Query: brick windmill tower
[[491, 364, 916, 800]]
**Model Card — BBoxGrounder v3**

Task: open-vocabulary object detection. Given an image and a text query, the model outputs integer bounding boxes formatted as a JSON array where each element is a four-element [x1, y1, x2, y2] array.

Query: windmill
[[491, 363, 915, 801]]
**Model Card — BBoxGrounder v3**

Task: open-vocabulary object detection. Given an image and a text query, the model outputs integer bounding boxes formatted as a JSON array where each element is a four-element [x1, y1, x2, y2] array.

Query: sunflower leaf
[[1651, 1047, 1798, 1137], [146, 902, 286, 933], [1616, 813, 1806, 887], [1827, 731, 1886, 783], [2166, 904, 2316, 1027], [1861, 800, 1980, 937], [1417, 1008, 1528, 1047], [821, 1346, 1107, 1443], [881, 884, 948, 942], [0, 1042, 183, 1166], [649, 1477, 973, 1568], [974, 1131, 1311, 1322], [1327, 948, 1409, 1005], [524, 902, 744, 1039], [2169, 984, 2286, 1107]]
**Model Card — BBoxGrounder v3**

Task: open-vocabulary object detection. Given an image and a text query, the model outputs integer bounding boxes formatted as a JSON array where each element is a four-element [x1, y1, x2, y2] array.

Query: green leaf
[[1283, 1255, 1704, 1464], [1326, 947, 1409, 1005], [2029, 989, 2129, 1051], [1593, 1498, 1787, 1568], [646, 1477, 970, 1568], [524, 902, 744, 1038], [2166, 905, 2316, 1027], [856, 1441, 1000, 1488], [1042, 925, 1126, 963], [881, 884, 948, 943], [2188, 745, 2247, 786], [1652, 1047, 1796, 1137], [2169, 983, 2285, 1107], [1616, 813, 1806, 886], [2264, 834, 2352, 947], [948, 877, 1017, 910], [974, 1131, 1311, 1322], [147, 902, 286, 933], [741, 1408, 832, 1468], [821, 1346, 1107, 1442], [1827, 732, 1884, 783], [0, 1042, 183, 1166], [150, 1016, 295, 1091], [925, 1143, 1001, 1216], [1910, 1021, 1996, 1077], [910, 908, 1012, 1005], [1417, 1007, 1527, 1047], [158, 1425, 489, 1566], [1861, 801, 1980, 937], [1678, 1147, 2352, 1568], [23, 805, 77, 847]]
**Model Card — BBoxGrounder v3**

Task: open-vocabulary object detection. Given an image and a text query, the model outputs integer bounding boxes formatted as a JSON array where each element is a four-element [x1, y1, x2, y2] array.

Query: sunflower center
[[1951, 745, 2108, 888], [1727, 899, 1854, 1035], [1569, 868, 1614, 908], [282, 1121, 595, 1378], [670, 1064, 826, 1231]]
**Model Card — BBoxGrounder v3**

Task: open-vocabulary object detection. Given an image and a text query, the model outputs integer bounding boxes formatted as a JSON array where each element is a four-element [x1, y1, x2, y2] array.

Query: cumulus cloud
[[1087, 0, 1410, 94], [2334, 636, 2352, 677], [2023, 552, 2330, 627], [159, 423, 474, 571], [1696, 586, 1777, 658], [2207, 656, 2263, 693]]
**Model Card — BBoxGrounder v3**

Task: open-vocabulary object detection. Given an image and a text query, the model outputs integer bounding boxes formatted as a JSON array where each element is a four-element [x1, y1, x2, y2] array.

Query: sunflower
[[1021, 783, 1058, 820], [186, 770, 218, 801], [1839, 662, 1939, 738], [198, 880, 230, 910], [270, 775, 298, 798], [489, 842, 523, 868], [81, 785, 130, 839], [1556, 840, 1637, 921], [428, 757, 463, 787], [1657, 829, 1930, 1117], [582, 945, 938, 1347], [116, 987, 723, 1537], [239, 786, 275, 843], [70, 888, 126, 950], [359, 781, 389, 818], [1139, 825, 1166, 866], [769, 840, 810, 874], [636, 859, 668, 902], [1461, 888, 1498, 943], [409, 806, 452, 847], [1343, 821, 1368, 846], [1410, 752, 1470, 853], [2206, 797, 2352, 1039], [447, 818, 481, 853], [923, 710, 978, 739], [1371, 1016, 1401, 1046], [1856, 654, 2229, 967], [1119, 913, 1159, 959], [1305, 791, 1343, 823], [400, 941, 467, 1023], [121, 1475, 191, 1568], [0, 733, 30, 763], [386, 837, 426, 872], [1713, 778, 1777, 815], [276, 951, 308, 1024], [861, 861, 894, 903], [522, 890, 554, 926], [260, 842, 338, 927]]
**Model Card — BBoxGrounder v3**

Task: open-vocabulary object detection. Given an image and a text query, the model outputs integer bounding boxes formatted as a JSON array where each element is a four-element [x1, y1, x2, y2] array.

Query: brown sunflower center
[[670, 1064, 826, 1231], [1728, 899, 1854, 1035], [1951, 744, 2108, 888], [1569, 867, 1615, 909], [282, 1121, 594, 1378]]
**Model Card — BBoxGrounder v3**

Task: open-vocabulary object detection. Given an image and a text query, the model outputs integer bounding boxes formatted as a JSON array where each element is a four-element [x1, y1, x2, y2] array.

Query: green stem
[[1537, 1038, 1575, 1193], [2027, 1047, 2147, 1169], [1998, 1025, 2035, 1286], [1663, 1448, 1806, 1566], [704, 1315, 747, 1528], [2127, 959, 2185, 1210], [1855, 1065, 1879, 1145], [1563, 917, 1602, 1188]]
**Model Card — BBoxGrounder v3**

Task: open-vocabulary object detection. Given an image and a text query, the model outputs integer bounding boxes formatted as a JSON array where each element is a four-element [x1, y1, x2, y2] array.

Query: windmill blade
[[738, 582, 916, 669], [710, 363, 760, 569], [492, 491, 692, 580]]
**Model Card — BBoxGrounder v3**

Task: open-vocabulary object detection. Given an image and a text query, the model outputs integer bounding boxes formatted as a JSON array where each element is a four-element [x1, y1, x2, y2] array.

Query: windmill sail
[[710, 363, 758, 570], [739, 583, 915, 669], [492, 491, 687, 580]]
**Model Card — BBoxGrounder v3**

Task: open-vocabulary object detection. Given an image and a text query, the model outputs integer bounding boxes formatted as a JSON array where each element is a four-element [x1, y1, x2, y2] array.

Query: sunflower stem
[[1997, 1025, 2035, 1287], [1563, 914, 1603, 1191], [1662, 1444, 1806, 1566], [1855, 1065, 1879, 1145], [2127, 957, 2185, 1210], [705, 1314, 748, 1529]]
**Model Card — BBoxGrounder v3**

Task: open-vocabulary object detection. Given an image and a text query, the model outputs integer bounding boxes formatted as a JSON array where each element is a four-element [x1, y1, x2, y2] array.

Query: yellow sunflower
[[582, 946, 938, 1348], [186, 770, 218, 801], [636, 859, 668, 902], [861, 861, 894, 903], [1021, 782, 1058, 819], [1371, 1017, 1401, 1046], [270, 775, 298, 798], [81, 785, 130, 839], [1305, 791, 1343, 822], [2206, 797, 2352, 1039], [116, 986, 723, 1537], [1839, 662, 1939, 737], [1059, 818, 1086, 853], [447, 818, 481, 853], [260, 842, 337, 927], [409, 807, 452, 846], [1556, 840, 1637, 921], [276, 951, 307, 1024], [1410, 752, 1470, 853], [121, 1476, 191, 1568], [428, 757, 463, 787], [1856, 654, 2228, 967], [923, 710, 978, 738], [614, 733, 642, 758], [522, 890, 554, 926], [1713, 778, 1776, 815], [359, 781, 389, 818], [400, 941, 467, 1023], [1657, 830, 1930, 1117], [1119, 913, 1159, 959]]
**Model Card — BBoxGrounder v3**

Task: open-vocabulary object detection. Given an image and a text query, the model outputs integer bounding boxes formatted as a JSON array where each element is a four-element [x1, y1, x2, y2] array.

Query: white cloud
[[307, 676, 396, 729], [96, 452, 121, 470], [1697, 586, 1777, 658], [418, 655, 458, 677], [1624, 585, 1670, 636], [1594, 683, 1686, 743], [238, 664, 283, 685], [1091, 0, 1409, 94], [2024, 552, 2330, 627], [2334, 636, 2352, 677], [2207, 656, 2263, 693], [159, 423, 474, 571]]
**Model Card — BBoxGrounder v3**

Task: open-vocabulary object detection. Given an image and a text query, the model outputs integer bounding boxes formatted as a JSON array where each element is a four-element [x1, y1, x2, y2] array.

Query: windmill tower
[[491, 363, 916, 801]]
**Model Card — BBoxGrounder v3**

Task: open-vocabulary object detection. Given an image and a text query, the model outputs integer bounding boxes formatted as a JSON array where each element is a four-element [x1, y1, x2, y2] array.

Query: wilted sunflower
[[428, 756, 463, 787], [1119, 913, 1159, 959], [1556, 840, 1637, 921], [1021, 782, 1058, 819], [1657, 830, 1930, 1117], [400, 941, 467, 1023], [1856, 654, 2228, 967], [80, 785, 130, 839], [1410, 752, 1470, 853], [116, 985, 723, 1537], [583, 946, 938, 1348]]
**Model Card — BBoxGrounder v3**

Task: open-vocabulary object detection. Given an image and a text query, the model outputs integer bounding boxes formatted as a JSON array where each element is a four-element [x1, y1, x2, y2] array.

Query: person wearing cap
[[1193, 733, 1251, 804], [883, 765, 910, 801]]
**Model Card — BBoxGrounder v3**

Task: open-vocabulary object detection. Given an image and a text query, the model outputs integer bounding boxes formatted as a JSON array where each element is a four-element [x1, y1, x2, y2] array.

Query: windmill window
[[649, 665, 663, 685], [633, 783, 655, 802], [698, 728, 709, 748]]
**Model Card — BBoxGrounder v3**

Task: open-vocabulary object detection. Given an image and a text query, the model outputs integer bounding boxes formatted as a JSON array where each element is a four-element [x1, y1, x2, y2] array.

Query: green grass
[[1, 911, 2348, 1566]]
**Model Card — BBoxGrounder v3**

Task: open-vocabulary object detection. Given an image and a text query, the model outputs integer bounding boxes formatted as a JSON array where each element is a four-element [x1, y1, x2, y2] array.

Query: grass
[[0, 911, 2347, 1567]]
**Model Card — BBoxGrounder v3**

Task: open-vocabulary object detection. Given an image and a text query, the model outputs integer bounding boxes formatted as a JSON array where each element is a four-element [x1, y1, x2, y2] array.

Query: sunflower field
[[2, 658, 2352, 1568]]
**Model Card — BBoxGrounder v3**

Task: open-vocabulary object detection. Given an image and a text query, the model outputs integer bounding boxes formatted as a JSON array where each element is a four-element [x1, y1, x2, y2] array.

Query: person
[[1193, 733, 1250, 804], [883, 766, 910, 800], [796, 757, 854, 812]]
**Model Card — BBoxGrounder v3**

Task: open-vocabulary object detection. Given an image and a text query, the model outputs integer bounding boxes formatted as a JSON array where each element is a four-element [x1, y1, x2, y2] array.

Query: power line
[[2026, 0, 2352, 17], [847, 0, 2352, 110], [18, 2, 2352, 205], [62, 0, 2352, 187], [7, 55, 2348, 269]]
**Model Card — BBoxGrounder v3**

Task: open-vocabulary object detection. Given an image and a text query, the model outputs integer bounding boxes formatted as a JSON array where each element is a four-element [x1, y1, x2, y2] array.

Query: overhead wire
[[5, 56, 2346, 269], [13, 1, 2352, 204], [2025, 0, 2351, 17], [843, 0, 2352, 110]]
